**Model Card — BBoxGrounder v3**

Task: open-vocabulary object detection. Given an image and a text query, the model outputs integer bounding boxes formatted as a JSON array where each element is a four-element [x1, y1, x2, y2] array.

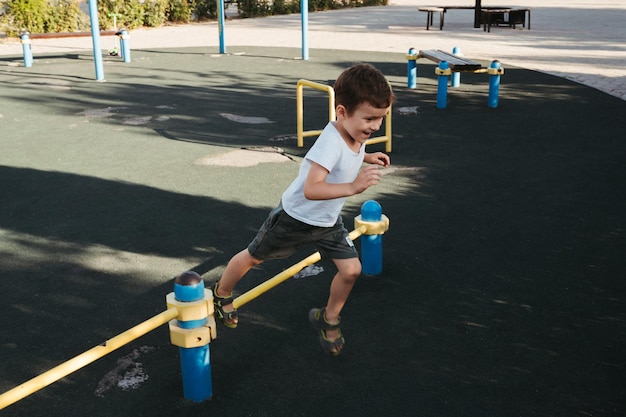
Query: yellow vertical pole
[[296, 79, 336, 148]]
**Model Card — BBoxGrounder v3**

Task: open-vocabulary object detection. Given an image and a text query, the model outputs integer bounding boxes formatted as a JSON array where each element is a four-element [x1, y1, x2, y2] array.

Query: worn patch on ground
[[195, 147, 291, 167]]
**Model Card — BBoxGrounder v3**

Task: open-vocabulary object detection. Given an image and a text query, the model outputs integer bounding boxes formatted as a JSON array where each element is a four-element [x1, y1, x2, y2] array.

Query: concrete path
[[1, 0, 625, 100]]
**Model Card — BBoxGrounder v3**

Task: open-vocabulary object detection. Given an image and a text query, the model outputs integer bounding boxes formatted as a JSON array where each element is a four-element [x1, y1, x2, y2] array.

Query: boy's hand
[[352, 165, 382, 194], [365, 152, 390, 168]]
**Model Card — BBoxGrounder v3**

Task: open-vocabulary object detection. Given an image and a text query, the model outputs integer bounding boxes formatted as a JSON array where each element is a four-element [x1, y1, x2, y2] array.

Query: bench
[[406, 49, 505, 108], [417, 6, 530, 31], [417, 7, 445, 30], [481, 8, 531, 32], [417, 49, 483, 72]]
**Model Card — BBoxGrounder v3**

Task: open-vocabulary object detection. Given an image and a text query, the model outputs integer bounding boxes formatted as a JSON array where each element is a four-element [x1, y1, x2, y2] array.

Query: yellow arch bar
[[296, 79, 392, 152]]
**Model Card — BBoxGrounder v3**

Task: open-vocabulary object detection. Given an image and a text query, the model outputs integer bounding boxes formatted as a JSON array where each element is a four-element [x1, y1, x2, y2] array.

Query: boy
[[212, 63, 395, 355]]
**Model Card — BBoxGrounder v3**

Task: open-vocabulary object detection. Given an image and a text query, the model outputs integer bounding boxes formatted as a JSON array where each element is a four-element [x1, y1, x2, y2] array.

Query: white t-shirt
[[282, 122, 365, 227]]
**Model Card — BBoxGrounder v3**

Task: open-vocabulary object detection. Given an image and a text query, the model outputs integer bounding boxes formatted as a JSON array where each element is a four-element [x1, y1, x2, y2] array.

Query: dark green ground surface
[[1, 46, 625, 417]]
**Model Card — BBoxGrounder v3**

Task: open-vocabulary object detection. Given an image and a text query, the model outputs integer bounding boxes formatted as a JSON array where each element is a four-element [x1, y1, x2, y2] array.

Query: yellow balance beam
[[0, 307, 179, 411], [232, 226, 367, 309]]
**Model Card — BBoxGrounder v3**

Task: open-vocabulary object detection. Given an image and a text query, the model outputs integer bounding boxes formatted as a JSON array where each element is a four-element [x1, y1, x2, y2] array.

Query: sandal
[[308, 307, 345, 356], [211, 282, 239, 329]]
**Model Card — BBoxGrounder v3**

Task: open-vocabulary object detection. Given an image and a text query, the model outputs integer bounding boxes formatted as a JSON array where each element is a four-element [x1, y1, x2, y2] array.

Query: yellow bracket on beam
[[169, 318, 216, 348], [166, 289, 217, 346], [354, 214, 390, 235], [166, 289, 214, 321]]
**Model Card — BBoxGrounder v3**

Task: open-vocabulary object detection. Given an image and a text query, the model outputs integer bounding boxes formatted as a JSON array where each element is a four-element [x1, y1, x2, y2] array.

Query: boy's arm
[[364, 152, 390, 167], [303, 162, 382, 200]]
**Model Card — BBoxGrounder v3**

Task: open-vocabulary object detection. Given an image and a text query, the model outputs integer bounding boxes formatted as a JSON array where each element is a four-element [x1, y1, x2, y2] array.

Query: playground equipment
[[18, 0, 130, 80], [296, 79, 393, 151], [19, 29, 131, 69], [0, 201, 389, 411], [406, 47, 505, 108], [216, 0, 310, 59], [166, 271, 216, 402], [487, 60, 503, 108], [107, 13, 122, 56]]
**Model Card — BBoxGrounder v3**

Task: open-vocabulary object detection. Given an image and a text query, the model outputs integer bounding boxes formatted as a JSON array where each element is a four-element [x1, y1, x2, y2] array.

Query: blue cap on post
[[174, 271, 204, 302], [361, 200, 382, 222]]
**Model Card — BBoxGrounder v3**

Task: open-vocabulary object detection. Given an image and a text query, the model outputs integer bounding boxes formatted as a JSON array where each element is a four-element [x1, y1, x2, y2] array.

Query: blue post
[[488, 60, 502, 108], [119, 30, 131, 63], [301, 0, 309, 60], [451, 46, 461, 87], [407, 47, 417, 89], [173, 272, 213, 402], [20, 33, 33, 68], [218, 0, 226, 54], [436, 61, 450, 109], [87, 0, 105, 81], [360, 200, 383, 275]]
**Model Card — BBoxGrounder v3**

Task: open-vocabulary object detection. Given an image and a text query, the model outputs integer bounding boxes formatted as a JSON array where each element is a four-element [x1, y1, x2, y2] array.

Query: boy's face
[[337, 102, 390, 145]]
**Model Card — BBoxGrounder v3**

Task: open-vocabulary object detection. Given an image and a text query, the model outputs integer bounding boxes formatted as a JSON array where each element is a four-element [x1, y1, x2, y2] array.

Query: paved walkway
[[1, 0, 625, 100]]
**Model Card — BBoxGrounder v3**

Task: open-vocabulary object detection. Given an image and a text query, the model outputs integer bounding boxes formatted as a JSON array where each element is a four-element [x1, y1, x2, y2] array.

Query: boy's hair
[[333, 63, 396, 115]]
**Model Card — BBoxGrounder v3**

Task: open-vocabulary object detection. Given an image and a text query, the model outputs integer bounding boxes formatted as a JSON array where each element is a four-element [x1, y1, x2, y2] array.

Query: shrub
[[45, 0, 90, 32], [167, 0, 194, 23], [195, 0, 217, 20], [143, 0, 169, 27], [0, 0, 388, 36], [97, 0, 145, 30], [4, 0, 48, 34]]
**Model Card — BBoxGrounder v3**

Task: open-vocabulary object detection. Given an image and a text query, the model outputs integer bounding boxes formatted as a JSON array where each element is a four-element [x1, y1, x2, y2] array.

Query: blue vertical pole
[[218, 0, 226, 54], [20, 33, 33, 67], [174, 272, 212, 402], [488, 60, 502, 108], [360, 200, 383, 275], [119, 30, 131, 63], [301, 0, 309, 60], [451, 46, 461, 87], [407, 48, 417, 89], [87, 0, 105, 81], [436, 61, 449, 109]]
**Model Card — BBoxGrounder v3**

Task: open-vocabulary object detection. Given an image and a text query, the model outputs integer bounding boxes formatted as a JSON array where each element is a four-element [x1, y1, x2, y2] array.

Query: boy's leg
[[215, 248, 263, 325], [217, 248, 263, 296], [323, 257, 362, 340]]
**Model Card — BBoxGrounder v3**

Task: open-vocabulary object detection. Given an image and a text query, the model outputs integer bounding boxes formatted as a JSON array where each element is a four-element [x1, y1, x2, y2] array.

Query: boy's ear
[[336, 104, 348, 119]]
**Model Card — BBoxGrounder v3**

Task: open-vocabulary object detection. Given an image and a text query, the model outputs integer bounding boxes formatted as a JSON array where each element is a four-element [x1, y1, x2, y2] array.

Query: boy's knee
[[340, 260, 362, 281]]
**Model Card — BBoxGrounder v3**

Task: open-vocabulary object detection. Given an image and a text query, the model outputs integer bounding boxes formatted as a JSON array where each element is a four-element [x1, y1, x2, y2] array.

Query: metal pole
[[451, 46, 461, 87], [0, 308, 179, 411], [360, 201, 383, 275], [474, 0, 482, 28], [301, 0, 309, 60], [88, 0, 105, 81], [488, 60, 503, 108], [218, 0, 226, 53], [436, 61, 451, 109], [119, 30, 131, 63], [171, 271, 213, 402], [20, 33, 33, 67], [407, 48, 417, 89]]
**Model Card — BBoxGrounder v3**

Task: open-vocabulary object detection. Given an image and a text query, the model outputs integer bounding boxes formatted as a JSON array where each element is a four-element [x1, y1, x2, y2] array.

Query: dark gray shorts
[[247, 205, 358, 261]]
